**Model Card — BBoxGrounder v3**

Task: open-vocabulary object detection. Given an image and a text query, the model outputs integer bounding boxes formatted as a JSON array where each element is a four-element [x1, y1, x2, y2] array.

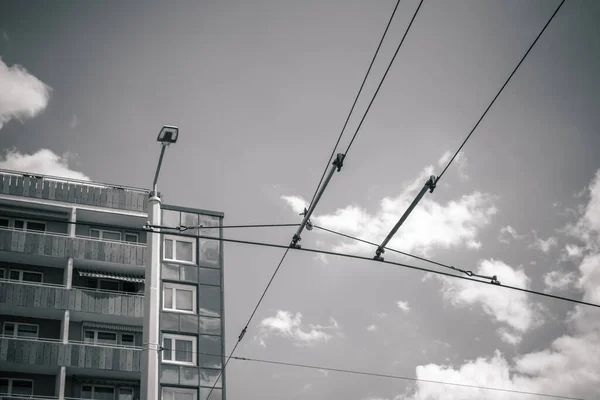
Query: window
[[84, 330, 118, 345], [82, 385, 115, 400], [124, 232, 139, 243], [0, 378, 34, 396], [161, 334, 196, 366], [3, 322, 39, 338], [121, 333, 135, 346], [90, 228, 122, 241], [163, 282, 196, 313], [0, 269, 5, 279], [0, 217, 8, 228], [119, 387, 134, 400], [14, 219, 46, 232], [162, 387, 197, 400], [84, 278, 139, 293], [164, 234, 196, 264], [8, 269, 43, 283]]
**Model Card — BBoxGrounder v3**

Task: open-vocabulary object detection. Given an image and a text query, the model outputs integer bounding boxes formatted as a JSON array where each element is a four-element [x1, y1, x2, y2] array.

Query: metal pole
[[142, 192, 162, 400], [374, 175, 436, 260], [291, 153, 345, 248], [152, 144, 168, 194]]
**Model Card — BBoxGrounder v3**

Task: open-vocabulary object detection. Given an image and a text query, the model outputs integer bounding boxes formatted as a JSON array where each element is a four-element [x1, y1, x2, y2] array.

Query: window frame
[[124, 232, 139, 243], [0, 378, 34, 395], [0, 268, 5, 279], [7, 269, 43, 283], [81, 384, 116, 399], [83, 329, 119, 346], [90, 228, 122, 242], [118, 387, 135, 400], [2, 322, 40, 338], [162, 386, 198, 400], [0, 217, 9, 228], [161, 333, 197, 366], [162, 282, 197, 314], [163, 234, 197, 264]]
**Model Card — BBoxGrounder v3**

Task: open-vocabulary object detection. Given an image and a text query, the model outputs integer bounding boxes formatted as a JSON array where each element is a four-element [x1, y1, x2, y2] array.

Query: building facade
[[0, 170, 225, 400]]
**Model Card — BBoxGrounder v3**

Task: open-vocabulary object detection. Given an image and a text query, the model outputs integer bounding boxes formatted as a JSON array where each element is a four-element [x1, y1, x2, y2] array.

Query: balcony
[[0, 280, 144, 321], [0, 169, 149, 213], [0, 336, 141, 373], [0, 228, 146, 267]]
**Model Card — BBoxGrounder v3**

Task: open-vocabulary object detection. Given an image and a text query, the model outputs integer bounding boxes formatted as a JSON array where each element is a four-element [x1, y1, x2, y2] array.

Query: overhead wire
[[306, 0, 402, 209], [435, 0, 566, 184], [143, 346, 584, 400], [141, 227, 600, 309], [206, 2, 425, 398]]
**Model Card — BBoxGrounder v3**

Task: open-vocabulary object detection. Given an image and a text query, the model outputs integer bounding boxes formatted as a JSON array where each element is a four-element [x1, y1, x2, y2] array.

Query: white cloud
[[377, 312, 388, 319], [396, 300, 411, 313], [282, 165, 497, 257], [367, 324, 378, 332], [0, 57, 51, 129], [498, 225, 525, 243], [406, 169, 600, 400], [440, 259, 540, 342], [497, 328, 522, 345], [70, 114, 78, 129], [314, 253, 329, 265], [565, 244, 583, 259], [256, 311, 340, 347], [530, 235, 558, 254], [544, 270, 577, 291], [0, 149, 89, 180]]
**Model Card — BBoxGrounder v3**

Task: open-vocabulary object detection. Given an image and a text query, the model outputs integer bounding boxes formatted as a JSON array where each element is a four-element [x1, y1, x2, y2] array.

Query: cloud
[[498, 225, 525, 243], [70, 114, 78, 129], [438, 151, 468, 181], [564, 244, 583, 259], [439, 259, 540, 343], [282, 165, 497, 257], [405, 169, 600, 400], [396, 300, 411, 313], [0, 57, 51, 129], [529, 235, 558, 254], [544, 270, 577, 291], [256, 311, 341, 347], [367, 324, 378, 332], [0, 148, 89, 180]]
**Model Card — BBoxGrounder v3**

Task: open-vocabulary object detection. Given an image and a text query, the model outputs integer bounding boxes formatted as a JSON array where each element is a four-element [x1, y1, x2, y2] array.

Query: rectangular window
[[84, 330, 118, 345], [0, 269, 4, 279], [82, 385, 115, 400], [98, 279, 120, 292], [162, 387, 197, 400], [3, 322, 39, 338], [0, 378, 34, 395], [162, 334, 196, 366], [121, 333, 135, 346], [164, 234, 196, 264], [8, 269, 43, 283], [14, 219, 46, 232], [124, 232, 139, 243], [163, 282, 196, 313], [0, 218, 8, 228], [119, 388, 134, 400], [90, 228, 122, 242]]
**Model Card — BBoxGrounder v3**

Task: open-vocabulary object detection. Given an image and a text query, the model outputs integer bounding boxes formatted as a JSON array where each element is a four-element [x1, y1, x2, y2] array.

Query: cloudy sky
[[1, 0, 600, 399]]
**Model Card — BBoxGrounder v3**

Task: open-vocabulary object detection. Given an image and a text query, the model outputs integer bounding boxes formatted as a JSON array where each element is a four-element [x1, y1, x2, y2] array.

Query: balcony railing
[[0, 228, 146, 266], [0, 336, 141, 372], [0, 169, 149, 212], [0, 280, 144, 318]]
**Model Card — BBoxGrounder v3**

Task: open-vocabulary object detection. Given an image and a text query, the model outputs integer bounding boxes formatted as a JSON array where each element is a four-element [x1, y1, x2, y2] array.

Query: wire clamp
[[238, 326, 248, 342], [490, 275, 501, 285], [374, 247, 385, 261], [290, 234, 302, 249], [332, 153, 346, 172], [425, 175, 437, 193]]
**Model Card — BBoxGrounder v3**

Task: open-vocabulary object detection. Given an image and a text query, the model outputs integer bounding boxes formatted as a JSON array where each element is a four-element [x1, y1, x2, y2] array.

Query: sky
[[1, 0, 600, 399]]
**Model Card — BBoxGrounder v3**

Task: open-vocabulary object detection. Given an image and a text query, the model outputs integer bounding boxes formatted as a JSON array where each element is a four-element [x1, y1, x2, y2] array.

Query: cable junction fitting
[[374, 175, 436, 261], [290, 153, 345, 248]]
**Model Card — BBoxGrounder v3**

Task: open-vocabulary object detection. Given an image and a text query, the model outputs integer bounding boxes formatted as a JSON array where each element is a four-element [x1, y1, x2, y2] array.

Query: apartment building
[[0, 170, 225, 400]]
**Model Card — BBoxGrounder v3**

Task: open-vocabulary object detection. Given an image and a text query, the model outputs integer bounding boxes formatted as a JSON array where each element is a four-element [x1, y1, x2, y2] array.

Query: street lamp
[[143, 125, 178, 400], [151, 125, 179, 195]]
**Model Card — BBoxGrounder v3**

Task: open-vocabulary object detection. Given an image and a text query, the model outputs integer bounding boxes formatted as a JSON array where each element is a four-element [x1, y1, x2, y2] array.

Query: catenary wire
[[143, 347, 584, 400], [435, 0, 566, 184], [307, 0, 402, 208], [143, 227, 600, 309], [344, 0, 424, 159]]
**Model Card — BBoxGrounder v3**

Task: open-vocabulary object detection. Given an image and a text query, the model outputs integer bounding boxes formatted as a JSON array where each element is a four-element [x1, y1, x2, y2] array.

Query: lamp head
[[157, 125, 179, 144]]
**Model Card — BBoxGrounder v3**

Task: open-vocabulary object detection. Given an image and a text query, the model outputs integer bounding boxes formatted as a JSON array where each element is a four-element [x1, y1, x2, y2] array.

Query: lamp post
[[142, 125, 179, 400]]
